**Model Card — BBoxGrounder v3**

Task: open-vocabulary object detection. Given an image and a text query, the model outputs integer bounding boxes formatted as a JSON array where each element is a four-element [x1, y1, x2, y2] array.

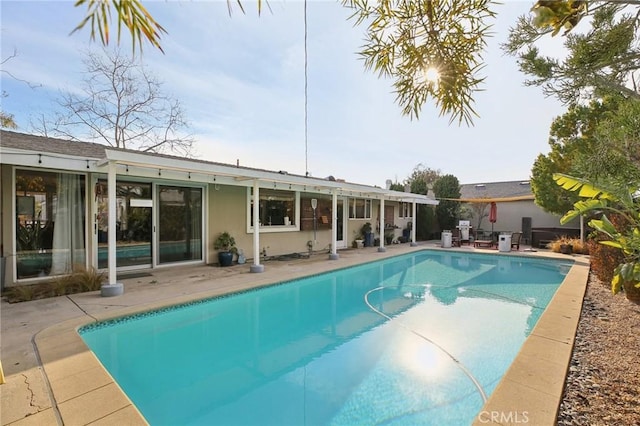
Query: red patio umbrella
[[489, 202, 497, 235]]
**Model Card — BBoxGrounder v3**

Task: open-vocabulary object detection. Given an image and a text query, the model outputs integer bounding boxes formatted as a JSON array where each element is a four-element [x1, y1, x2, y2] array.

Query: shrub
[[3, 266, 105, 303], [588, 214, 628, 286], [548, 236, 589, 254]]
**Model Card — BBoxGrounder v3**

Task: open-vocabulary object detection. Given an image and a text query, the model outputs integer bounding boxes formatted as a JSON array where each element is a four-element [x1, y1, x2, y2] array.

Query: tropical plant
[[554, 173, 640, 302]]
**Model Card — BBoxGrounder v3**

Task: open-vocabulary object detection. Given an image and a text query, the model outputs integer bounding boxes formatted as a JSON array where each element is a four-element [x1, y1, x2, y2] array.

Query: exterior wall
[[471, 200, 580, 235], [207, 184, 334, 263], [1, 162, 427, 285]]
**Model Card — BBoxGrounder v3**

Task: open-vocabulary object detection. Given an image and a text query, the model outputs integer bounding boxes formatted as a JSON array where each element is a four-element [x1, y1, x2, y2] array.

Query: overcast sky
[[1, 1, 567, 187]]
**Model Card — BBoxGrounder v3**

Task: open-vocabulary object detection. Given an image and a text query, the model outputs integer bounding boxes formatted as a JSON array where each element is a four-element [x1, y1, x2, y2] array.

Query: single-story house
[[0, 130, 438, 289], [458, 180, 581, 246]]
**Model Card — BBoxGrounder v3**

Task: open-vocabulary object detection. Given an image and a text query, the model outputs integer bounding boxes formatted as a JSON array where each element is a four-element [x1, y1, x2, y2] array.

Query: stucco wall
[[471, 200, 580, 235]]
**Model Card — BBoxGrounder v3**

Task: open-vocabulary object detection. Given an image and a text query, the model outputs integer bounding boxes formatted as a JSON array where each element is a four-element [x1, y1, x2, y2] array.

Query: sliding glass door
[[157, 185, 203, 264], [15, 169, 86, 279], [96, 181, 152, 269]]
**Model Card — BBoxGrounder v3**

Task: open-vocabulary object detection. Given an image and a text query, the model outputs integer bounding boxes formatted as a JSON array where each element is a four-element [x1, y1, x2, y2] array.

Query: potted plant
[[214, 231, 236, 267], [361, 222, 373, 247]]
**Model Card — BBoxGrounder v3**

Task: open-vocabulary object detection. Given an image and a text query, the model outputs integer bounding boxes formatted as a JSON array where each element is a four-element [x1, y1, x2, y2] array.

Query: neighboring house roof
[[0, 130, 438, 205], [457, 180, 535, 202]]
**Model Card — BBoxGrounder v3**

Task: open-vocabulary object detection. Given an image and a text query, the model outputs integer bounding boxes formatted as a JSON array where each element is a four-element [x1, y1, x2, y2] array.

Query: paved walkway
[[0, 243, 588, 425]]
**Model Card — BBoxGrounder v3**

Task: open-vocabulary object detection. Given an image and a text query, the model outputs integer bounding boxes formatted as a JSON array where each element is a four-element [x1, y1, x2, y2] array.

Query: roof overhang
[[101, 149, 439, 205]]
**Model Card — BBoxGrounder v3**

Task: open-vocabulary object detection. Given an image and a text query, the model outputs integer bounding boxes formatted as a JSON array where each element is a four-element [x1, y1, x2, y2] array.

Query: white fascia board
[[0, 147, 103, 172], [102, 149, 438, 203]]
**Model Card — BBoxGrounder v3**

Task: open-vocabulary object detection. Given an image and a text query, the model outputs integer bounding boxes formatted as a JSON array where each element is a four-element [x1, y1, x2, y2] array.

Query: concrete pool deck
[[0, 242, 589, 425]]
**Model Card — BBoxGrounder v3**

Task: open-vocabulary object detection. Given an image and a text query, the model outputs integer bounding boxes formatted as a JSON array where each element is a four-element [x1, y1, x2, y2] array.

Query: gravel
[[557, 273, 640, 425]]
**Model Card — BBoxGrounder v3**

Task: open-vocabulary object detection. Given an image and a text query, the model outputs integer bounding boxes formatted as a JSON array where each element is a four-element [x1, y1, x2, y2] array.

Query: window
[[399, 202, 413, 218], [15, 169, 86, 279], [349, 198, 371, 219], [248, 188, 299, 231]]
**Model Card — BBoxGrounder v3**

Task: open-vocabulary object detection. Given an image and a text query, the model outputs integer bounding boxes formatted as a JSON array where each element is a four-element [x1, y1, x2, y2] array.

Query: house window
[[349, 198, 371, 219], [399, 202, 413, 218], [248, 188, 299, 231], [15, 169, 86, 280]]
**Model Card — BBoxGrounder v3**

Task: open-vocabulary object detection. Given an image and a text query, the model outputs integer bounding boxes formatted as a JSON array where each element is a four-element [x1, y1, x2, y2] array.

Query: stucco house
[[459, 180, 581, 246], [0, 130, 437, 289]]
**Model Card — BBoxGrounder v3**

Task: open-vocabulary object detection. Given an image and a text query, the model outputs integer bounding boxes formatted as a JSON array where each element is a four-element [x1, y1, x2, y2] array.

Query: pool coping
[[30, 247, 588, 425]]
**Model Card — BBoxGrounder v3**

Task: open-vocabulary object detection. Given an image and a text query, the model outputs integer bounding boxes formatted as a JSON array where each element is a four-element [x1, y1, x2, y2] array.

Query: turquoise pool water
[[80, 250, 572, 425]]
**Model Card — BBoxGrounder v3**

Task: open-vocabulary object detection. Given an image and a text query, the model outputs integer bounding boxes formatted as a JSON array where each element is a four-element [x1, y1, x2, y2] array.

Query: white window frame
[[399, 202, 413, 218], [246, 187, 300, 233], [349, 198, 372, 219]]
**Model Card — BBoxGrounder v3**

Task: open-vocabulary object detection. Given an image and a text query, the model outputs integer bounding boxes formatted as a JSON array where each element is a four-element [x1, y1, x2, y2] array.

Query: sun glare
[[424, 67, 440, 83]]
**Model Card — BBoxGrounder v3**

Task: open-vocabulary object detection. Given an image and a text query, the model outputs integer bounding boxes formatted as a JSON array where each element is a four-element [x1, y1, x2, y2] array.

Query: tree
[[1, 92, 17, 129], [2, 49, 41, 129], [36, 49, 193, 155], [555, 173, 640, 303], [531, 96, 640, 215], [505, 3, 640, 106], [433, 174, 461, 231], [71, 1, 624, 123], [406, 163, 441, 195], [71, 0, 497, 123], [404, 164, 441, 240]]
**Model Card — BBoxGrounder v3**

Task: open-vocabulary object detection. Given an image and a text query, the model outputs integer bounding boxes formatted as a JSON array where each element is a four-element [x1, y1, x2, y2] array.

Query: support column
[[101, 161, 123, 296], [250, 180, 264, 273], [410, 202, 418, 246], [378, 198, 386, 252], [329, 190, 339, 260]]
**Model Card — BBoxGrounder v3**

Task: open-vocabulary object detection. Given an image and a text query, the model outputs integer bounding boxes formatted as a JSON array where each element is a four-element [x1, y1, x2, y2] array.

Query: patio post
[[329, 190, 339, 260], [378, 198, 386, 252], [250, 179, 264, 273], [410, 201, 418, 246], [101, 161, 124, 296]]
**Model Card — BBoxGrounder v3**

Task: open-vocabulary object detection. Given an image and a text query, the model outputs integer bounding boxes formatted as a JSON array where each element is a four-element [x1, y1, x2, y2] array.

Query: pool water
[[80, 250, 571, 425]]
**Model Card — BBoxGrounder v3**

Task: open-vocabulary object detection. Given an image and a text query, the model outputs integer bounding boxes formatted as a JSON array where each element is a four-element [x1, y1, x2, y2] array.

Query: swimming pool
[[80, 250, 571, 425]]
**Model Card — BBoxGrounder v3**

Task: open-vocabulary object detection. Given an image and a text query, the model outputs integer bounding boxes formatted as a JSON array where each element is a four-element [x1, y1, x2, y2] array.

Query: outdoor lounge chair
[[511, 232, 523, 250], [474, 231, 494, 249]]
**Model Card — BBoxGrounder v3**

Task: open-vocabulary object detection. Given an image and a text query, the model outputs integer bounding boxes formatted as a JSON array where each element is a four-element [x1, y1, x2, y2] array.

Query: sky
[[1, 1, 568, 188]]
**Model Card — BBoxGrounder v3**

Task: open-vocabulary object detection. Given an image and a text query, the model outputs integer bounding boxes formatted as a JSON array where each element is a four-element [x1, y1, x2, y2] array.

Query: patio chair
[[451, 228, 462, 247], [511, 232, 523, 250]]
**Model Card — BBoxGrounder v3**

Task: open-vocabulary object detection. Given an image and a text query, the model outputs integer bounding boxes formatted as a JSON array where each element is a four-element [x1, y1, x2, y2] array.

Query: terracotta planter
[[623, 280, 640, 305]]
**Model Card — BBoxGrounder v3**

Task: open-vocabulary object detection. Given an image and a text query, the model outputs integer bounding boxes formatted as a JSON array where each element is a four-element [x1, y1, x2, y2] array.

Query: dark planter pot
[[218, 251, 233, 267], [560, 244, 573, 255], [364, 232, 374, 247]]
